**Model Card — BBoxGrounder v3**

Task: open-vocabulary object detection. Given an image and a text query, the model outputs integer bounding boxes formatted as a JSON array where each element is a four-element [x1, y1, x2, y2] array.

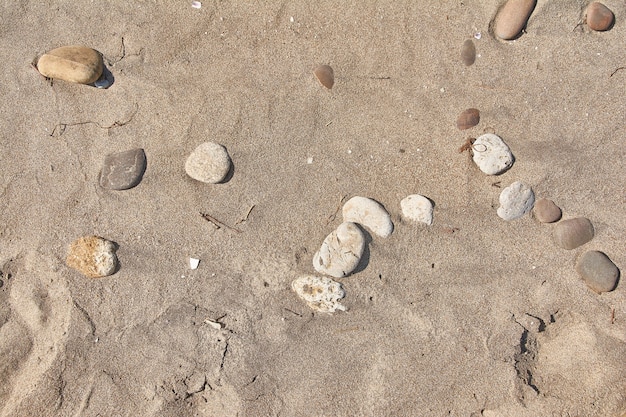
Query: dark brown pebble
[[586, 2, 614, 31], [460, 39, 476, 66], [456, 108, 480, 130], [313, 65, 334, 89]]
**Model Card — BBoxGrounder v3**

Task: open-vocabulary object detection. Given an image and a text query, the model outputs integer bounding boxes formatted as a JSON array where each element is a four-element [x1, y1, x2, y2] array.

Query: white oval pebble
[[497, 181, 535, 220], [472, 133, 514, 175], [185, 142, 231, 184], [291, 275, 346, 313], [313, 222, 365, 278], [400, 194, 433, 225], [342, 196, 393, 238]]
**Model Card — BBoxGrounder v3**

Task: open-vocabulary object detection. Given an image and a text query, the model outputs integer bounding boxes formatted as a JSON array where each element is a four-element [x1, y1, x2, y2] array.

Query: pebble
[[585, 2, 614, 31], [99, 148, 146, 190], [37, 45, 104, 84], [493, 0, 537, 40], [497, 181, 535, 221], [66, 236, 118, 278], [533, 198, 562, 223], [460, 39, 476, 66], [457, 108, 480, 130], [342, 196, 393, 238], [472, 133, 514, 175], [185, 142, 231, 184], [576, 251, 620, 293], [553, 217, 594, 250], [400, 194, 433, 225], [313, 222, 365, 278], [291, 275, 346, 313], [313, 64, 334, 89]]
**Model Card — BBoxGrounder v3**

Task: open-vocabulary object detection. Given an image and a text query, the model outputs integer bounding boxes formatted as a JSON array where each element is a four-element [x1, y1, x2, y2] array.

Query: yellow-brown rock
[[66, 236, 118, 278], [493, 0, 537, 40], [37, 46, 103, 84]]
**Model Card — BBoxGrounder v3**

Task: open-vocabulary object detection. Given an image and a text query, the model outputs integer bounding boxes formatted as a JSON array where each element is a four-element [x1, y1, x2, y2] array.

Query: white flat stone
[[313, 222, 365, 278], [497, 181, 535, 220], [291, 275, 346, 313], [472, 133, 514, 175], [400, 194, 433, 225], [185, 142, 231, 184], [342, 196, 393, 238]]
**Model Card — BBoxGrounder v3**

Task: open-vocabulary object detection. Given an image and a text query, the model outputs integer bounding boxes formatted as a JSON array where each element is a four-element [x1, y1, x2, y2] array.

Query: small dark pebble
[[460, 39, 476, 66], [100, 148, 147, 190]]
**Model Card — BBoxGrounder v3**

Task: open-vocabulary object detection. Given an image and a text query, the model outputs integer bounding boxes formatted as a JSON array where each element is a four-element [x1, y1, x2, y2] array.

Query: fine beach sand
[[1, 1, 625, 416]]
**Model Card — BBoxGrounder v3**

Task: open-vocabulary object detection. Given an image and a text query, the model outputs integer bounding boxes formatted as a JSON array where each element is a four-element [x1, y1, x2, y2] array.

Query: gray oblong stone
[[553, 217, 594, 250], [576, 251, 619, 293], [100, 148, 146, 190]]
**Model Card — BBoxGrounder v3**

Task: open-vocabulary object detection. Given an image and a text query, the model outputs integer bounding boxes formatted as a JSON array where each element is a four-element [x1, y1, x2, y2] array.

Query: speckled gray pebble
[[99, 148, 146, 190], [533, 198, 562, 223], [553, 217, 594, 250], [185, 142, 232, 184], [576, 251, 619, 293]]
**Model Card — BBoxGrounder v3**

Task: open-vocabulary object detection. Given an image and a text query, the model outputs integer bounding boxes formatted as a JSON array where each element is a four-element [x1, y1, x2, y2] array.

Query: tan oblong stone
[[553, 217, 594, 250], [313, 64, 334, 89], [66, 236, 118, 278], [460, 39, 476, 66], [37, 46, 103, 84], [457, 108, 480, 130], [585, 2, 614, 31], [493, 0, 537, 40]]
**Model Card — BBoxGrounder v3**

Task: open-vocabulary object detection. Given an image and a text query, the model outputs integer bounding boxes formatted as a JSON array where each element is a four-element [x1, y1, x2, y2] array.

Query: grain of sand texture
[[1, 1, 625, 416]]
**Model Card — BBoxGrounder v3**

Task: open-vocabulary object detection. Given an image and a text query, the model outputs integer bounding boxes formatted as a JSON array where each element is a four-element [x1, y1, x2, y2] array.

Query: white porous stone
[[185, 142, 231, 184], [497, 181, 535, 221], [313, 222, 365, 278], [472, 133, 514, 175], [291, 275, 346, 313], [342, 196, 393, 238], [400, 194, 433, 225]]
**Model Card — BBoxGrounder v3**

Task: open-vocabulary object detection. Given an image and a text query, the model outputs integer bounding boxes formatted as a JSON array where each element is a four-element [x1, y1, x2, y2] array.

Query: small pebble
[[400, 194, 433, 225], [553, 217, 594, 250], [37, 45, 104, 84], [291, 275, 346, 313], [185, 142, 231, 184], [493, 0, 537, 40], [66, 236, 118, 278], [576, 251, 620, 293], [99, 148, 146, 190], [457, 108, 480, 130], [342, 196, 393, 238], [313, 64, 334, 89], [533, 198, 562, 223], [585, 2, 614, 31], [472, 133, 514, 175], [313, 222, 365, 278], [460, 39, 476, 66], [497, 181, 535, 221]]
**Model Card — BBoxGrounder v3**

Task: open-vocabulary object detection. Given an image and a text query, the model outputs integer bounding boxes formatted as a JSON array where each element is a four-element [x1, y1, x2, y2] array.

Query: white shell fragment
[[497, 181, 535, 221], [189, 257, 200, 270], [185, 142, 232, 184], [291, 275, 346, 313], [342, 196, 393, 238], [472, 133, 514, 175], [400, 194, 434, 225], [313, 222, 365, 278]]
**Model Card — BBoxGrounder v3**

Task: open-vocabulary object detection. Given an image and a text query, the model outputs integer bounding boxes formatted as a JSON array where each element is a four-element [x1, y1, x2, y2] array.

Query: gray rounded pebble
[[576, 251, 619, 293], [553, 217, 594, 250], [94, 76, 112, 89], [533, 198, 562, 223], [100, 148, 146, 190]]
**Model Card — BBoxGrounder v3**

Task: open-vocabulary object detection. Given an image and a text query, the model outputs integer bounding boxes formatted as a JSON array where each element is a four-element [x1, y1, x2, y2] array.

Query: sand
[[1, 1, 625, 416]]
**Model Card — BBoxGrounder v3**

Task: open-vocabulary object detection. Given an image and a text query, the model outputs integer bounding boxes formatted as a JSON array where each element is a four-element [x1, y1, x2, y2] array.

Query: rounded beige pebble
[[37, 45, 104, 84], [185, 142, 232, 184], [493, 0, 537, 40], [553, 217, 594, 250], [585, 2, 614, 31], [533, 198, 562, 223], [576, 251, 619, 293], [342, 196, 393, 238], [291, 275, 346, 313], [401, 194, 433, 225], [66, 236, 118, 278], [313, 222, 365, 278]]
